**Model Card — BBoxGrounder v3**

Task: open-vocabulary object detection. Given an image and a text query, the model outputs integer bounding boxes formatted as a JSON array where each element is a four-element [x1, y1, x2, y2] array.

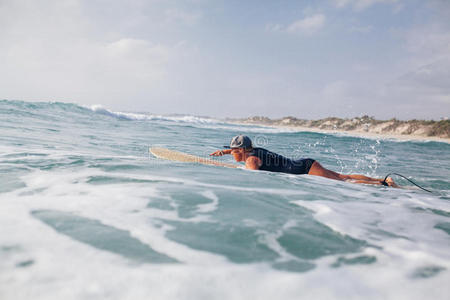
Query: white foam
[[291, 192, 450, 272], [87, 104, 220, 124], [196, 190, 219, 214]]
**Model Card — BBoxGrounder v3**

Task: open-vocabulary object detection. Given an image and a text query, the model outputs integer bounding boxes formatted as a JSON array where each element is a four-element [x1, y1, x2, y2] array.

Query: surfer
[[210, 135, 397, 187]]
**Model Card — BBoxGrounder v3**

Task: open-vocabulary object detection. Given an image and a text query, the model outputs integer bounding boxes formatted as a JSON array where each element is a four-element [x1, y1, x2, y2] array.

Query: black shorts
[[291, 158, 316, 175]]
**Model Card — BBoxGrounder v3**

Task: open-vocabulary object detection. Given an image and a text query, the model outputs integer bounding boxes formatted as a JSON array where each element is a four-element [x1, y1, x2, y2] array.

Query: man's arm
[[245, 156, 262, 170], [210, 149, 232, 156]]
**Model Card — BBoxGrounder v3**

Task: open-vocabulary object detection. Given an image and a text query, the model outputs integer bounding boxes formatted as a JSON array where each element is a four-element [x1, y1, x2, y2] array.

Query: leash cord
[[383, 172, 433, 193]]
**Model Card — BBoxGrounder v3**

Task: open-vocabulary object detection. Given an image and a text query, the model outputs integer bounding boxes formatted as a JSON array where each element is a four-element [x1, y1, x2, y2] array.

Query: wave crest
[[88, 104, 219, 124]]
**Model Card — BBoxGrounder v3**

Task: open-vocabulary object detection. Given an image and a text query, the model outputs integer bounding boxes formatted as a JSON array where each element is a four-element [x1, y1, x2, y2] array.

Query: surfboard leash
[[383, 172, 433, 193]]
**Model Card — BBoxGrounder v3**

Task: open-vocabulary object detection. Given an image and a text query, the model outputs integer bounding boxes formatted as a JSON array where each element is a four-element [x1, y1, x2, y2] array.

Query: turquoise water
[[1, 100, 449, 299]]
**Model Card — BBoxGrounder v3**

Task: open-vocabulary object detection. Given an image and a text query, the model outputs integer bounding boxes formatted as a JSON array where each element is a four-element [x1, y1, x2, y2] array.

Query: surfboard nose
[[149, 147, 239, 169]]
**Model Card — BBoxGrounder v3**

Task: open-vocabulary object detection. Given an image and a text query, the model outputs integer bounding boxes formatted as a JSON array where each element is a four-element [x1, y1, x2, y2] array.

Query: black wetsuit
[[248, 148, 315, 175]]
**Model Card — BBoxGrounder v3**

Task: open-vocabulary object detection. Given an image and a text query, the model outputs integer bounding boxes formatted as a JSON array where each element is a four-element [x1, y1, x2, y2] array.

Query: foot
[[384, 177, 399, 188]]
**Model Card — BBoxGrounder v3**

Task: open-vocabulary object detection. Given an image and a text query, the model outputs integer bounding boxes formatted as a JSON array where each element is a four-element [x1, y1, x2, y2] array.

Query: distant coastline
[[227, 116, 450, 143]]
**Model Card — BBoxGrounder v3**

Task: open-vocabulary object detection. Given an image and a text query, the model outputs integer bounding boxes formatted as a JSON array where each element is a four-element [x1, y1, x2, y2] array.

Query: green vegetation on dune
[[429, 120, 450, 137]]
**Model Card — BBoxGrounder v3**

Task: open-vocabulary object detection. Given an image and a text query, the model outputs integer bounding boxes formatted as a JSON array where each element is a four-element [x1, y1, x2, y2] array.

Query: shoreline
[[228, 120, 450, 144]]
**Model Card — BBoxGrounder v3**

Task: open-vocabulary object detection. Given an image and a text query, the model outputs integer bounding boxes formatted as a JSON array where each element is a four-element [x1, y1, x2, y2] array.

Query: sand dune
[[228, 116, 450, 143]]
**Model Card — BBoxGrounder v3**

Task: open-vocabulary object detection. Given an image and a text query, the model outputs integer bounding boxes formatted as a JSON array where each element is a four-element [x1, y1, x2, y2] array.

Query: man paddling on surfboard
[[210, 135, 398, 187]]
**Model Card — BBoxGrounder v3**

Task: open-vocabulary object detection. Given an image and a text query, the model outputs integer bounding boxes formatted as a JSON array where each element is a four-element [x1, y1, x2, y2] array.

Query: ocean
[[1, 100, 449, 300]]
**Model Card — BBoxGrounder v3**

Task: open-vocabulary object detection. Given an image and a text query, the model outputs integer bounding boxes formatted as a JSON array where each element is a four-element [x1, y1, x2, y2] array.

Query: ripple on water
[[31, 210, 178, 264], [411, 265, 446, 279]]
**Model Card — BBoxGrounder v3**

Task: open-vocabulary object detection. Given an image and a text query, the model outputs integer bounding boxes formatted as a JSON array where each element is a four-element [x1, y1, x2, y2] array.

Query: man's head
[[226, 135, 253, 150], [225, 135, 253, 162]]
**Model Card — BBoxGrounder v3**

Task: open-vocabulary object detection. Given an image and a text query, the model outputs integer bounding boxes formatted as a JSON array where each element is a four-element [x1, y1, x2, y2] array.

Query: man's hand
[[210, 149, 231, 156]]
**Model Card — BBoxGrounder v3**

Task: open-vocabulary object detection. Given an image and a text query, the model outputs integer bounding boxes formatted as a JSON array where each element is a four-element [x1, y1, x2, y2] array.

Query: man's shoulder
[[245, 155, 262, 169]]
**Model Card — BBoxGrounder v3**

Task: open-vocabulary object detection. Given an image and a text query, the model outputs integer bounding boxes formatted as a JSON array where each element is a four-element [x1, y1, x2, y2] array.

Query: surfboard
[[149, 147, 239, 169]]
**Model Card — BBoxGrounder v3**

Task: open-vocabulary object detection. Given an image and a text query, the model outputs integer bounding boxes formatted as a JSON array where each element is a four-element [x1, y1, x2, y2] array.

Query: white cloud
[[287, 14, 326, 35], [394, 58, 450, 97], [102, 38, 172, 83], [349, 25, 373, 33], [334, 0, 352, 7], [333, 0, 400, 10], [370, 19, 450, 116], [352, 63, 372, 72], [322, 81, 351, 99], [265, 23, 283, 33], [388, 24, 450, 106], [404, 26, 450, 61], [164, 9, 202, 25], [106, 39, 170, 66], [267, 14, 326, 36]]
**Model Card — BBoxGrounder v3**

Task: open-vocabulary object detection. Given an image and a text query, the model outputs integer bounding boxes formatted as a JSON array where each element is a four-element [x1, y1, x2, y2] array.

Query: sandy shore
[[229, 121, 450, 144]]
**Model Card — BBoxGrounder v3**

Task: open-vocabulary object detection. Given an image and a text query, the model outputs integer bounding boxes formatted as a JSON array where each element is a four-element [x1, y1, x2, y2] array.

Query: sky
[[1, 0, 449, 120]]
